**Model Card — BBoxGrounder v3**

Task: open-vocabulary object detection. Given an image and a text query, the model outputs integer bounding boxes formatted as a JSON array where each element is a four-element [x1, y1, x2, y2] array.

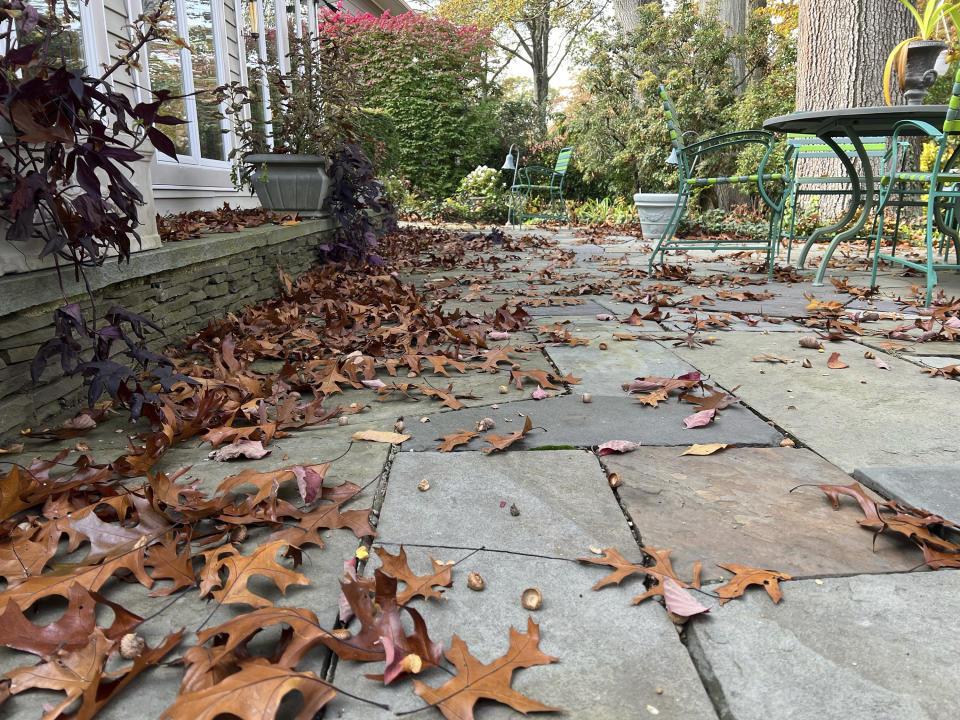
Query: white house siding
[[143, 0, 411, 214]]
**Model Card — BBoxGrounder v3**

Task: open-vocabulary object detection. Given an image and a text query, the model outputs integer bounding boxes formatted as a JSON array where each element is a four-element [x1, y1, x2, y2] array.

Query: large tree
[[794, 0, 913, 214], [438, 0, 607, 132], [795, 0, 912, 110]]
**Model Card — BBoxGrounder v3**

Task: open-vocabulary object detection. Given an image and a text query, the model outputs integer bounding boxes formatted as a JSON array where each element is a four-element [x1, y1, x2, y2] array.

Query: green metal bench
[[649, 86, 788, 277], [784, 134, 907, 264], [507, 146, 573, 227]]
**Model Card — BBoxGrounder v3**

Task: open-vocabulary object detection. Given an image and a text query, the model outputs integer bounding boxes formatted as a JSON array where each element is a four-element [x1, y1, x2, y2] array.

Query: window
[[28, 0, 99, 73], [148, 0, 228, 163]]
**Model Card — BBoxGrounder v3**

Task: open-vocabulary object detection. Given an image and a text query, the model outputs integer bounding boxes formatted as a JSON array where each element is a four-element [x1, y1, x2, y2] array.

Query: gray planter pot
[[633, 192, 680, 240], [903, 40, 947, 105], [244, 154, 331, 216]]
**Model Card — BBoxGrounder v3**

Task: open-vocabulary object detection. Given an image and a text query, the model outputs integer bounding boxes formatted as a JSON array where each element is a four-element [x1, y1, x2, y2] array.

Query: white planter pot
[[633, 192, 680, 240]]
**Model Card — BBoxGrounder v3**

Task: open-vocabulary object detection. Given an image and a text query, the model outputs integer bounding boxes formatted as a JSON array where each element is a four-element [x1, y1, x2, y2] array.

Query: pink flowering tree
[[320, 6, 494, 198]]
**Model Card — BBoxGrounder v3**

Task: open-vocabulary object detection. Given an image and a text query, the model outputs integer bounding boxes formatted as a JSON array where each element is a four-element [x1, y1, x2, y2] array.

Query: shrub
[[321, 8, 494, 199]]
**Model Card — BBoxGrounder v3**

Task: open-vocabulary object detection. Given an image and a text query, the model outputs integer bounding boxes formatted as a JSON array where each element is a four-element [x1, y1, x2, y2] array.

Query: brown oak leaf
[[714, 563, 792, 605], [436, 428, 479, 452], [412, 618, 560, 720], [159, 658, 336, 720], [482, 415, 535, 453], [374, 546, 452, 604], [197, 540, 310, 608]]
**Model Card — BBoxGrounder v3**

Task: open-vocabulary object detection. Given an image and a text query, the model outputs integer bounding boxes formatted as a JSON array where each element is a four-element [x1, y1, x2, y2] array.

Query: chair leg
[[648, 190, 688, 274], [924, 194, 938, 307], [785, 191, 800, 265]]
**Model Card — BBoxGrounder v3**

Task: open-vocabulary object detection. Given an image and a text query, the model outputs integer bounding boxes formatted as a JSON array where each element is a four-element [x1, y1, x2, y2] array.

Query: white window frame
[[149, 0, 232, 169]]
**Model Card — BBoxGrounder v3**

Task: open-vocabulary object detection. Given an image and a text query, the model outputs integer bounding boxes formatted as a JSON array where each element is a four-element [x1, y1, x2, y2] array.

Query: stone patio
[[1, 225, 958, 720]]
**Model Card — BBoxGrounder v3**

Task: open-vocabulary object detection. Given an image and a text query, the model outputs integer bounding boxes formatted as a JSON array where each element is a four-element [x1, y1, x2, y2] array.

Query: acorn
[[607, 472, 622, 488], [401, 653, 423, 674], [337, 417, 350, 426], [521, 588, 542, 611], [499, 385, 509, 394], [394, 420, 405, 433], [864, 351, 875, 359], [780, 438, 795, 448], [330, 628, 352, 641], [801, 358, 812, 368], [120, 633, 145, 660], [598, 342, 608, 351], [417, 478, 430, 492], [467, 572, 485, 591], [475, 417, 496, 432], [581, 393, 593, 403]]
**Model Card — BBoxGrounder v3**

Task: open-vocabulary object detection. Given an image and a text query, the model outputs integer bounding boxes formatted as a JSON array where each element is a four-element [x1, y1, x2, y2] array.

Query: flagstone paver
[[687, 571, 960, 720], [605, 447, 921, 581], [326, 551, 719, 720], [671, 332, 960, 471], [852, 466, 960, 524], [4, 225, 960, 720], [373, 450, 630, 555], [400, 394, 783, 451]]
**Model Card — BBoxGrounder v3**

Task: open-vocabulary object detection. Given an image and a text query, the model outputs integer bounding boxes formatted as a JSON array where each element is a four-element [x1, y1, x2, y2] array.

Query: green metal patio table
[[764, 106, 954, 286]]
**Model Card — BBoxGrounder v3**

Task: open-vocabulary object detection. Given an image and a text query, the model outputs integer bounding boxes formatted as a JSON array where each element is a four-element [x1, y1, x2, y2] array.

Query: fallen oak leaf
[[351, 429, 411, 444], [827, 352, 849, 369], [374, 546, 453, 604], [482, 415, 540, 454], [636, 388, 670, 407], [436, 429, 479, 452], [596, 440, 639, 455], [411, 618, 560, 720], [197, 540, 311, 608], [791, 481, 882, 524], [662, 577, 710, 618], [683, 408, 716, 429], [714, 563, 792, 605], [159, 658, 340, 720], [681, 443, 732, 456], [207, 439, 271, 462]]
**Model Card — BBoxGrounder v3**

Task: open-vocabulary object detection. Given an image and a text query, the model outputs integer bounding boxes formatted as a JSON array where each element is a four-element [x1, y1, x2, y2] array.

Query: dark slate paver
[[522, 299, 614, 316], [402, 395, 783, 451]]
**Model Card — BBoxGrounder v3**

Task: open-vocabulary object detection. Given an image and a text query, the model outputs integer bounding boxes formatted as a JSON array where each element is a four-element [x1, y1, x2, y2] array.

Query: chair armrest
[[891, 119, 944, 139], [681, 130, 776, 158]]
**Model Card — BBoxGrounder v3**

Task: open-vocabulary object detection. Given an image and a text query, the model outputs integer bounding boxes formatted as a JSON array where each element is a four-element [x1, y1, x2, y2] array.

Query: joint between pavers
[[684, 625, 737, 720]]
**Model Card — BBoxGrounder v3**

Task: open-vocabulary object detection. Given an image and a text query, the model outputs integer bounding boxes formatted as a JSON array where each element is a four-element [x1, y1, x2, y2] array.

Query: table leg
[[795, 131, 868, 284], [811, 129, 875, 285]]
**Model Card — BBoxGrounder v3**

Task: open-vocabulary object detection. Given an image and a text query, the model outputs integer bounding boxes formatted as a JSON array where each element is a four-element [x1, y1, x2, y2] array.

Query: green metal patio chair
[[784, 134, 908, 264], [649, 86, 788, 277], [870, 67, 960, 307], [507, 146, 573, 227]]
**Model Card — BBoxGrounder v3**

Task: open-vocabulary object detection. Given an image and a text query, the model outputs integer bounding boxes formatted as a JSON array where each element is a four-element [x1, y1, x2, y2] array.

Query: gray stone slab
[[687, 572, 960, 720], [672, 331, 960, 471], [327, 550, 719, 719], [522, 299, 614, 316], [545, 340, 698, 397], [374, 450, 629, 556], [607, 447, 921, 582], [912, 355, 960, 369], [401, 394, 783, 451], [853, 465, 960, 523]]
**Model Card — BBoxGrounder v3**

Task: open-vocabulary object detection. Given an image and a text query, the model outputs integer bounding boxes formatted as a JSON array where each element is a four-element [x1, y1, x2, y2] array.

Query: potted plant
[[884, 0, 958, 105], [220, 33, 365, 216]]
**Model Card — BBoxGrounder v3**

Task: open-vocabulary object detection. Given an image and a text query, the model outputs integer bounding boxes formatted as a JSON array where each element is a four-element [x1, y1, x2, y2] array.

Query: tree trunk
[[701, 0, 747, 87], [794, 0, 913, 216], [528, 14, 551, 134], [613, 0, 659, 33]]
